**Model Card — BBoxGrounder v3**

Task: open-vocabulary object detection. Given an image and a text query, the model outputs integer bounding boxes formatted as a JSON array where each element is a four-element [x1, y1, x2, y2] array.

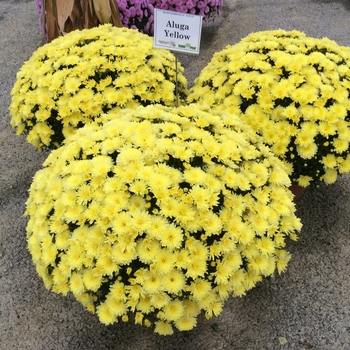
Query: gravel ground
[[1, 0, 350, 349]]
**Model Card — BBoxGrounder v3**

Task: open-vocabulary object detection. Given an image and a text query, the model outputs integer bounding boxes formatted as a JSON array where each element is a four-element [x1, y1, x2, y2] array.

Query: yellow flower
[[231, 222, 255, 245], [152, 249, 175, 275], [125, 284, 144, 302], [51, 267, 68, 286], [105, 294, 127, 317], [256, 237, 275, 255], [275, 250, 292, 274], [189, 278, 212, 301], [96, 255, 117, 275], [215, 260, 234, 284], [247, 254, 271, 274], [249, 213, 269, 235], [319, 121, 337, 137], [174, 249, 190, 269], [158, 224, 183, 250], [205, 301, 223, 318], [134, 312, 144, 325], [150, 292, 171, 309], [249, 162, 269, 186], [136, 296, 152, 314], [186, 255, 207, 279], [175, 316, 197, 331], [109, 281, 127, 301], [217, 233, 236, 254], [197, 290, 217, 310], [339, 155, 350, 173], [296, 130, 314, 147], [111, 241, 136, 265], [296, 143, 318, 159], [201, 212, 222, 236], [297, 175, 313, 187], [228, 269, 246, 294], [183, 167, 207, 184], [137, 238, 161, 264], [188, 184, 211, 210], [69, 272, 85, 295], [333, 138, 349, 153], [322, 154, 337, 169], [51, 284, 70, 296], [162, 270, 186, 294], [154, 321, 174, 335], [163, 300, 184, 321], [142, 271, 162, 294], [82, 268, 102, 291], [322, 168, 338, 184], [96, 302, 116, 325], [41, 244, 57, 265]]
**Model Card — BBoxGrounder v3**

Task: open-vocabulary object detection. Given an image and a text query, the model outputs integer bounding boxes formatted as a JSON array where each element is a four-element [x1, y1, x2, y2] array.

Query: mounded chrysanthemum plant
[[25, 104, 301, 335], [188, 29, 350, 188], [10, 24, 188, 151]]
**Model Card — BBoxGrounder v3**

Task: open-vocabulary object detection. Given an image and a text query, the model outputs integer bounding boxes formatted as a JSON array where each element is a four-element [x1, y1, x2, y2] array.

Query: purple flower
[[186, 1, 194, 9], [129, 6, 136, 16], [117, 0, 127, 11], [175, 4, 187, 12]]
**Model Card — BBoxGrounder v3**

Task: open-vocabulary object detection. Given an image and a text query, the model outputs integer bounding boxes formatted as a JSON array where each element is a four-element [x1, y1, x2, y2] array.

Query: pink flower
[[186, 1, 194, 9], [129, 6, 136, 16]]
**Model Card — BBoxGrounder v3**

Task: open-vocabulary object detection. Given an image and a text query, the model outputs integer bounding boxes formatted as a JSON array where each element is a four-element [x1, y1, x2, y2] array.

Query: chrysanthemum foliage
[[25, 104, 301, 335], [188, 29, 350, 187], [9, 24, 188, 150]]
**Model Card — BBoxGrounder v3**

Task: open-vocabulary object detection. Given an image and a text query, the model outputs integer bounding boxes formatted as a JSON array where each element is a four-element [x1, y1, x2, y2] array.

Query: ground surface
[[1, 0, 350, 349]]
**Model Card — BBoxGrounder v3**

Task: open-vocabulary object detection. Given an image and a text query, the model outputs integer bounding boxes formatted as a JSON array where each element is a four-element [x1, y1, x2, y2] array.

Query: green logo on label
[[178, 43, 196, 50]]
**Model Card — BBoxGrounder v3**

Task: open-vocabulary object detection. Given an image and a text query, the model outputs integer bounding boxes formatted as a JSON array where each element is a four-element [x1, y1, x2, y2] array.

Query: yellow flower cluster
[[25, 104, 301, 335], [10, 24, 188, 151], [188, 29, 350, 187]]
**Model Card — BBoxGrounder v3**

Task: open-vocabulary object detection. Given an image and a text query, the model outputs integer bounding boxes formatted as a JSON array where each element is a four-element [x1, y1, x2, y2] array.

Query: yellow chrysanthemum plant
[[188, 29, 350, 188], [25, 104, 302, 335], [9, 24, 188, 151]]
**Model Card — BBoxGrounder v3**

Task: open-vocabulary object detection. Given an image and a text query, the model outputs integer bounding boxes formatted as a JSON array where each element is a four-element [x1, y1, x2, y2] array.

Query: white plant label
[[153, 9, 202, 54]]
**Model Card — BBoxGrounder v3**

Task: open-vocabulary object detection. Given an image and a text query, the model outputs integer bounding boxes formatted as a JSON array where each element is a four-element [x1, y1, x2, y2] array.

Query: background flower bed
[[35, 0, 223, 37]]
